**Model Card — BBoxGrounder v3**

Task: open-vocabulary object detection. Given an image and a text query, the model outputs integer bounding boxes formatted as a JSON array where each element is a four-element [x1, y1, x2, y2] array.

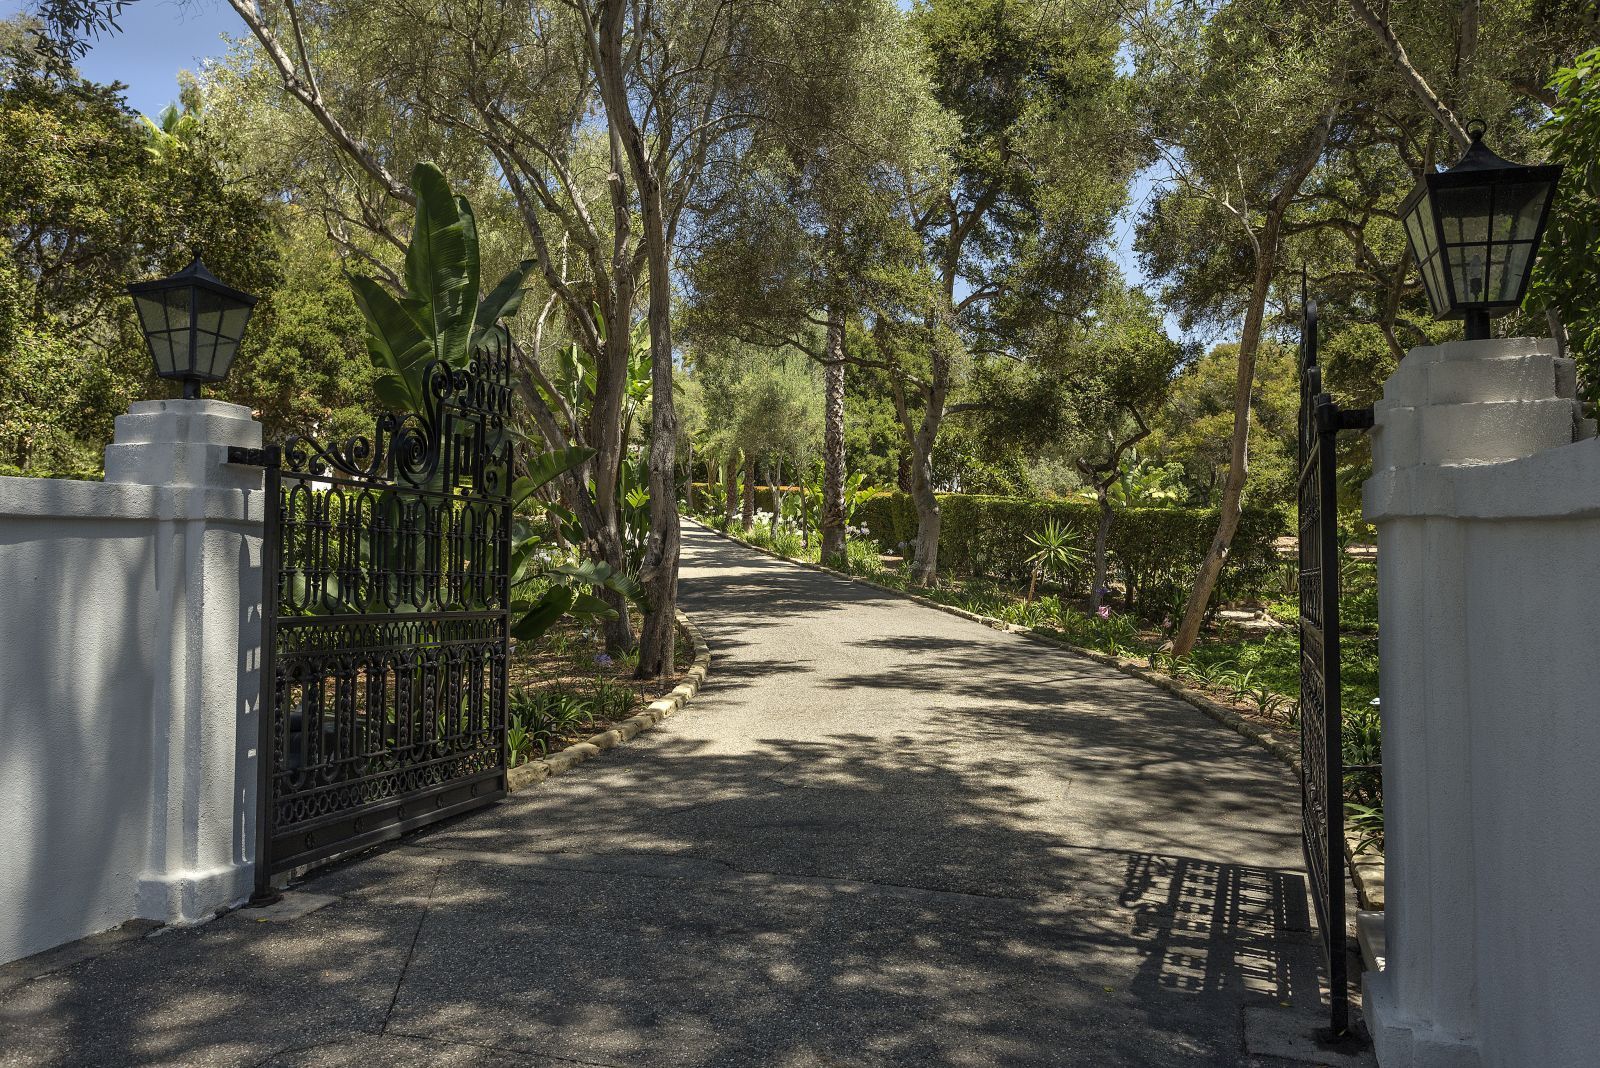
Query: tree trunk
[[1169, 250, 1272, 655], [632, 210, 679, 676], [684, 438, 694, 514], [905, 416, 941, 586], [1170, 109, 1336, 657], [741, 456, 756, 531], [588, 2, 677, 678], [768, 459, 782, 536], [821, 306, 847, 563], [1089, 485, 1114, 613], [724, 454, 737, 524], [893, 375, 945, 586]]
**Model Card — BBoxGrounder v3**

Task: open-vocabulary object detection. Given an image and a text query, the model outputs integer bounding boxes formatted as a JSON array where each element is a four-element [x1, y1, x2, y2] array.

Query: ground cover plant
[[505, 617, 694, 766]]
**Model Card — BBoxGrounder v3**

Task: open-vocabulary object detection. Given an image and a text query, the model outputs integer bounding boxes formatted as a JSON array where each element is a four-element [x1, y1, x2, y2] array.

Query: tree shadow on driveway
[[0, 525, 1332, 1067]]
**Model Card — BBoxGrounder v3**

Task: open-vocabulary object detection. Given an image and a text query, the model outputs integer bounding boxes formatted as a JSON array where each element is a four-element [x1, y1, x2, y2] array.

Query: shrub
[[687, 482, 800, 516], [854, 491, 1286, 617]]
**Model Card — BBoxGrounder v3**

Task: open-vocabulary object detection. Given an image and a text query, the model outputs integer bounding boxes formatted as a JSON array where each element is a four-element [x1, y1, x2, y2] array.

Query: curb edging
[[689, 517, 1383, 912], [505, 607, 712, 792]]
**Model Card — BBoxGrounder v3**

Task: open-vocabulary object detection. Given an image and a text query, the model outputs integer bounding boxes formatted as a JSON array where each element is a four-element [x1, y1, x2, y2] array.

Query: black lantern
[[1400, 123, 1562, 340], [126, 256, 257, 398]]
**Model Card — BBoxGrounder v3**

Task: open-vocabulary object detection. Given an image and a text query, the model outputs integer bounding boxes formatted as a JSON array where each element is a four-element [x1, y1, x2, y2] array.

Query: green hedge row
[[855, 491, 1287, 618], [686, 482, 800, 516]]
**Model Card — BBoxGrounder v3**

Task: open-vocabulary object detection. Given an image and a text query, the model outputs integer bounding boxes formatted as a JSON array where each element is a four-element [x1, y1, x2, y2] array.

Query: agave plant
[[1024, 519, 1087, 603]]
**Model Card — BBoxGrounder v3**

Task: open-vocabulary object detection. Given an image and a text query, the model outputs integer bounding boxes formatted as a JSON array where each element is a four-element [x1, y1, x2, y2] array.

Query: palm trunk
[[741, 456, 755, 531], [821, 305, 847, 563], [684, 438, 694, 514], [724, 454, 737, 524], [770, 457, 784, 536]]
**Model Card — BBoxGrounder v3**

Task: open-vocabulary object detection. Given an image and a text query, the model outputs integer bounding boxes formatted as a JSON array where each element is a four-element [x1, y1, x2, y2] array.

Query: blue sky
[[8, 0, 1172, 326], [2, 0, 238, 115]]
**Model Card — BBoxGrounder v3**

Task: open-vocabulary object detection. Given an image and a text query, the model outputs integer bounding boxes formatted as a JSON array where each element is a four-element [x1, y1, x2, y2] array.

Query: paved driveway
[[1, 524, 1339, 1067]]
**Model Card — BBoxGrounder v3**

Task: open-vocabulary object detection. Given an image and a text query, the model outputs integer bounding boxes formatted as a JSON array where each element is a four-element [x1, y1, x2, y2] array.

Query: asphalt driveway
[[0, 522, 1346, 1067]]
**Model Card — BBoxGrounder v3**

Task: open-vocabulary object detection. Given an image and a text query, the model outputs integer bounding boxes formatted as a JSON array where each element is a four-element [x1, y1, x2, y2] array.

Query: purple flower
[[1096, 605, 1112, 620], [593, 653, 614, 668]]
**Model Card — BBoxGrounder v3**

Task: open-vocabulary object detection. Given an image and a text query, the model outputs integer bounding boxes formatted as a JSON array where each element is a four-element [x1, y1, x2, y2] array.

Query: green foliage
[[507, 686, 596, 763], [349, 161, 535, 412], [1534, 46, 1600, 399], [0, 23, 278, 474], [855, 490, 1285, 616], [1144, 341, 1299, 507], [1023, 518, 1087, 595]]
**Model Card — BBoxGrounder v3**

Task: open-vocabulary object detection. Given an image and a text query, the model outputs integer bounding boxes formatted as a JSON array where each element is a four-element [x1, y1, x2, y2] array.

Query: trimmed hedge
[[687, 482, 800, 516], [855, 491, 1286, 618]]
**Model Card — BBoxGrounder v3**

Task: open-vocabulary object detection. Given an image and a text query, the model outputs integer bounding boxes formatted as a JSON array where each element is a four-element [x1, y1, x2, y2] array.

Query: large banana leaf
[[349, 275, 432, 410], [511, 587, 574, 642], [513, 446, 595, 509], [403, 163, 474, 369], [473, 260, 537, 351]]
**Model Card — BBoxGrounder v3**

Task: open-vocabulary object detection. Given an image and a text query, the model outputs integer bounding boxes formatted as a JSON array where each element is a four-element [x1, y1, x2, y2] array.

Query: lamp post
[[126, 256, 257, 399], [1399, 122, 1562, 340]]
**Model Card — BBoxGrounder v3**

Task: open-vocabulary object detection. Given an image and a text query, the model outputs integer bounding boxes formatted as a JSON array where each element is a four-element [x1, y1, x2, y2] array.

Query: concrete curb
[[689, 517, 1384, 912], [505, 607, 713, 793]]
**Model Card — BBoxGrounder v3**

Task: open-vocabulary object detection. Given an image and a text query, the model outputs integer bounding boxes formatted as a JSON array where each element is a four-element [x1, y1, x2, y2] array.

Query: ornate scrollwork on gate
[[243, 353, 514, 891]]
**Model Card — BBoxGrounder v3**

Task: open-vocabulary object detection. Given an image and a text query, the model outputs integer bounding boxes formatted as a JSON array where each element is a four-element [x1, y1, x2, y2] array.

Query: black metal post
[[1298, 293, 1374, 1045], [1464, 310, 1491, 341]]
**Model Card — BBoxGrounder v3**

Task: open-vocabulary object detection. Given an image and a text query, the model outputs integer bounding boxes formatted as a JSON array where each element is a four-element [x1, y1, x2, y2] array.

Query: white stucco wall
[[0, 400, 265, 965], [1363, 339, 1600, 1068]]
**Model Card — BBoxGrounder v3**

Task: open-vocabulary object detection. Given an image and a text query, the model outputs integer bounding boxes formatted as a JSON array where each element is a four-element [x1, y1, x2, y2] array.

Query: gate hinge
[[227, 445, 281, 468], [1315, 401, 1375, 435], [1337, 407, 1375, 433]]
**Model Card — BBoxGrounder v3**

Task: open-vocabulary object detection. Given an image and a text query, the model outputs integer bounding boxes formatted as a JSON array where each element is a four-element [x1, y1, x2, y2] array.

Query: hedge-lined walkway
[[0, 524, 1354, 1067]]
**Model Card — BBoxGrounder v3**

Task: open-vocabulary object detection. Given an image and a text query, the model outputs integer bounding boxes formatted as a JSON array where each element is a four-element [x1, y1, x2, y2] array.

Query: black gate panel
[[232, 356, 513, 894], [1297, 300, 1372, 1038]]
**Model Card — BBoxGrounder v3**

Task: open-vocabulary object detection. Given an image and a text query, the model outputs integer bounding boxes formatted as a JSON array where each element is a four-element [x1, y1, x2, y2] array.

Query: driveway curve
[[1, 522, 1330, 1068]]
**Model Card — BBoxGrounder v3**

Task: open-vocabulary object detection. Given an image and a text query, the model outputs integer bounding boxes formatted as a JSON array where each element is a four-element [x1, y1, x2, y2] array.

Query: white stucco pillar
[[1362, 338, 1600, 1068], [104, 398, 266, 924]]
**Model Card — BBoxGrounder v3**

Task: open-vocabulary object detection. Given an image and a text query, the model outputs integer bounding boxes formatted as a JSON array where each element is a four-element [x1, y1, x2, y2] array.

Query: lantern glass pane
[[1494, 182, 1549, 242], [1403, 189, 1452, 315], [1436, 185, 1492, 245], [213, 339, 240, 378], [1449, 246, 1491, 305], [146, 333, 179, 374], [194, 289, 226, 337], [194, 333, 220, 379], [1496, 242, 1535, 303], [1423, 251, 1451, 316], [1403, 191, 1436, 258], [135, 289, 194, 375], [219, 305, 252, 342]]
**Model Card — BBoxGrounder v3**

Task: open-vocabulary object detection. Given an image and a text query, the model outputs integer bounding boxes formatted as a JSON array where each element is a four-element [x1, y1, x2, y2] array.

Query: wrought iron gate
[[230, 356, 513, 899], [1297, 300, 1373, 1037]]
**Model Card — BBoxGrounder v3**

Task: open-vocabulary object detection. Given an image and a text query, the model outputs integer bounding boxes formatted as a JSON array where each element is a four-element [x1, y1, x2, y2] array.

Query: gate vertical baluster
[[253, 447, 283, 906]]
